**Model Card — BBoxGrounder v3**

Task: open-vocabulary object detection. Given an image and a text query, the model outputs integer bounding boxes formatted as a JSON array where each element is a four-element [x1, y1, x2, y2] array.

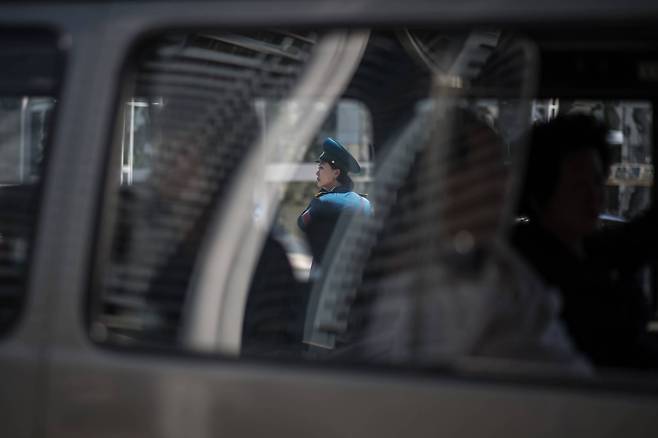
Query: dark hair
[[337, 170, 354, 191], [519, 113, 610, 218]]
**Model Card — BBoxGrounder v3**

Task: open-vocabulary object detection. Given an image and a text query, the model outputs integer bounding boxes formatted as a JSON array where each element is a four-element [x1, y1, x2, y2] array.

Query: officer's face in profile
[[316, 161, 339, 190]]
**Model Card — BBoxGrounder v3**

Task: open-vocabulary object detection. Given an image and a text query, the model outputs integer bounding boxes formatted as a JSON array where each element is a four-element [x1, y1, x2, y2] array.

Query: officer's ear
[[333, 167, 341, 179]]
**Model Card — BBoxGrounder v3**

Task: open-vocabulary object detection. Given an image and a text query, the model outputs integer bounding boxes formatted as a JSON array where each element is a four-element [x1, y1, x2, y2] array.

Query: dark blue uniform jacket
[[298, 185, 372, 264]]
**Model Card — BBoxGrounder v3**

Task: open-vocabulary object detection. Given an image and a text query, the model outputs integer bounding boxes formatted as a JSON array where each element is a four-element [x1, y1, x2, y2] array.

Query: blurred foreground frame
[[303, 30, 540, 360]]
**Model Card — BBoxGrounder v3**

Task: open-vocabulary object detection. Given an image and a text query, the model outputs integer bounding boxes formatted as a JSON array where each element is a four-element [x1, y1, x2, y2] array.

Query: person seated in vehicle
[[297, 137, 372, 268], [333, 109, 589, 372], [511, 113, 658, 370]]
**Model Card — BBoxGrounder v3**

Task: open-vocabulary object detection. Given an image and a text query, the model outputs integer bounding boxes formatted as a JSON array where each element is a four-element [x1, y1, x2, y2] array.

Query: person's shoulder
[[316, 191, 339, 202], [314, 192, 346, 211], [356, 192, 371, 203], [354, 192, 372, 208], [345, 191, 373, 214], [315, 189, 372, 214]]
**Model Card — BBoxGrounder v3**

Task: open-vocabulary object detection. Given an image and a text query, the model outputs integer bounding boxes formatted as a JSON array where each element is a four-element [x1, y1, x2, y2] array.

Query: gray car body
[[2, 1, 658, 437]]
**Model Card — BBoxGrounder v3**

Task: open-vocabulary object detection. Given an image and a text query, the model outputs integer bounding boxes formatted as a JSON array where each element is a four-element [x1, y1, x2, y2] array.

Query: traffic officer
[[298, 137, 372, 265]]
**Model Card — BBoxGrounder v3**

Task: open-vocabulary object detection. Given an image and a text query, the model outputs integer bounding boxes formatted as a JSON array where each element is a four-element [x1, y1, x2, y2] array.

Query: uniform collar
[[316, 184, 350, 197]]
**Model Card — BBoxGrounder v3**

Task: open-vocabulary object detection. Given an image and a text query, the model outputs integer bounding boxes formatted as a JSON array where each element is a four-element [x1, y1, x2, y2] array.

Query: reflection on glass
[[94, 29, 657, 379]]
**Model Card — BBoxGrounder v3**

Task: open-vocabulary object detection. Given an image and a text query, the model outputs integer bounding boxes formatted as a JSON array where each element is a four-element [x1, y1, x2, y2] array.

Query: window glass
[[530, 100, 653, 220], [0, 30, 60, 334], [93, 29, 657, 378], [529, 99, 655, 320]]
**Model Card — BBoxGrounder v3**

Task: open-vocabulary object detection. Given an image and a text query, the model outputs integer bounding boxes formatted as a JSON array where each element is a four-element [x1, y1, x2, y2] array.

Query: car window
[[91, 28, 656, 378], [0, 30, 61, 335]]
